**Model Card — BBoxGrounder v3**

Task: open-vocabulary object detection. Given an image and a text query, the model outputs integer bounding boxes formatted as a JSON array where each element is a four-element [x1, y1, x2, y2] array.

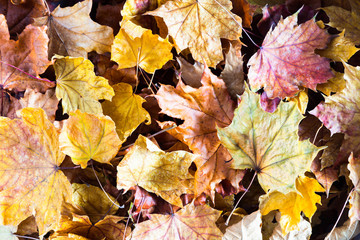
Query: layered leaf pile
[[0, 0, 359, 239]]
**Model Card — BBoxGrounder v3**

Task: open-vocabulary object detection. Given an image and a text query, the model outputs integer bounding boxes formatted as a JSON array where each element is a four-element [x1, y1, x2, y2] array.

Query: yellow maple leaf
[[72, 183, 119, 223], [317, 71, 346, 96], [218, 84, 321, 193], [59, 110, 121, 169], [259, 176, 324, 235], [33, 0, 114, 58], [56, 213, 129, 240], [102, 83, 151, 142], [117, 135, 197, 207], [0, 108, 72, 235], [111, 28, 173, 73], [323, 1, 360, 45], [148, 0, 242, 67], [54, 56, 114, 114], [317, 31, 360, 62]]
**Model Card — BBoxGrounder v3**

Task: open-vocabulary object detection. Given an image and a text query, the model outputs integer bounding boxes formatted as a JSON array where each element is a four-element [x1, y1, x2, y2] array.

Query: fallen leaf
[[218, 85, 320, 193], [59, 110, 121, 168], [176, 57, 204, 88], [0, 0, 46, 37], [96, 2, 123, 35], [111, 28, 173, 73], [269, 215, 312, 240], [231, 0, 254, 28], [117, 135, 196, 207], [102, 83, 151, 142], [325, 219, 360, 240], [310, 156, 339, 197], [320, 133, 344, 169], [223, 210, 263, 240], [33, 0, 114, 58], [148, 0, 242, 67], [310, 62, 360, 163], [259, 91, 281, 113], [0, 107, 72, 234], [54, 56, 114, 114], [348, 153, 360, 224], [323, 1, 360, 45], [56, 213, 129, 240], [316, 31, 360, 62], [247, 11, 333, 99], [72, 183, 119, 223], [259, 176, 324, 234], [20, 89, 59, 122], [156, 67, 240, 198], [0, 14, 54, 92], [121, 0, 162, 17], [130, 202, 223, 239], [0, 92, 21, 119], [287, 89, 308, 114], [220, 41, 245, 99], [15, 216, 38, 238], [317, 71, 346, 96]]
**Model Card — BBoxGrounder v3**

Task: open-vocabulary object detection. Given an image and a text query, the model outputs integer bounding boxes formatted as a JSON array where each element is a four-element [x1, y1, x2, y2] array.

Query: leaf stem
[[91, 164, 124, 209], [225, 170, 257, 226], [328, 188, 354, 237]]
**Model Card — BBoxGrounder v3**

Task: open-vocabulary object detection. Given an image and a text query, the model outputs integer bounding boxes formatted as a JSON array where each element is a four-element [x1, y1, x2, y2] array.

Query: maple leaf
[[54, 56, 114, 114], [348, 153, 360, 224], [310, 62, 360, 163], [72, 183, 119, 223], [259, 176, 324, 234], [56, 213, 129, 240], [111, 28, 173, 73], [117, 135, 196, 207], [323, 1, 360, 45], [0, 14, 54, 92], [156, 67, 241, 198], [223, 210, 263, 239], [317, 71, 346, 96], [20, 89, 59, 122], [59, 110, 121, 168], [102, 83, 151, 142], [316, 30, 360, 62], [130, 202, 223, 239], [0, 0, 46, 37], [148, 0, 242, 67], [33, 0, 114, 58], [247, 11, 333, 99], [218, 85, 320, 193], [0, 107, 72, 234]]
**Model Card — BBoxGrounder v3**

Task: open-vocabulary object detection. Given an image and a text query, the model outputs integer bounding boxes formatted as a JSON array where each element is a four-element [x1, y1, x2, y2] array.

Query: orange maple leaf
[[156, 67, 243, 198], [0, 14, 54, 92]]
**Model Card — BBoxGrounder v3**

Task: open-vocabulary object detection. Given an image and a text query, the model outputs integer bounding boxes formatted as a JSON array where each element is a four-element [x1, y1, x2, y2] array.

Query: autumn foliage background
[[0, 0, 360, 239]]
